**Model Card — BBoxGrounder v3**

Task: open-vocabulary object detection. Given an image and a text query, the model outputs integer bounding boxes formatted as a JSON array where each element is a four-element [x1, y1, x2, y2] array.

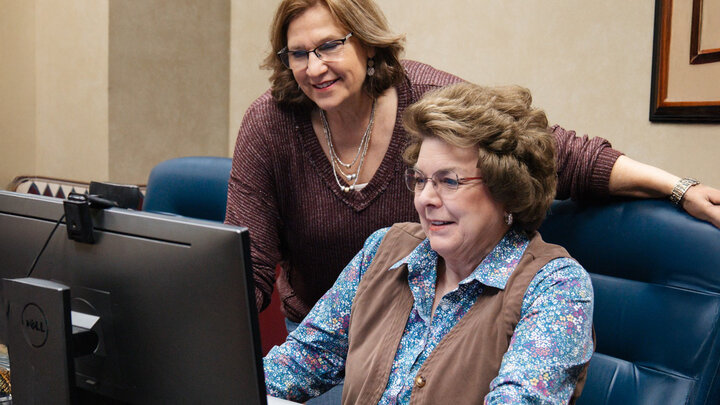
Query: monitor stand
[[4, 278, 98, 404]]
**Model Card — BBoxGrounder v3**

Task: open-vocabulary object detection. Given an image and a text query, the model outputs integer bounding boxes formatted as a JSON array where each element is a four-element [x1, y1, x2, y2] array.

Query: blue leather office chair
[[539, 199, 720, 405], [143, 156, 232, 221]]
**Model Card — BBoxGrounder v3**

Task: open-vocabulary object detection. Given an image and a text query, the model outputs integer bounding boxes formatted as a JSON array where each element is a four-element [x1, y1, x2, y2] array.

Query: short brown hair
[[263, 0, 406, 108], [403, 83, 557, 233]]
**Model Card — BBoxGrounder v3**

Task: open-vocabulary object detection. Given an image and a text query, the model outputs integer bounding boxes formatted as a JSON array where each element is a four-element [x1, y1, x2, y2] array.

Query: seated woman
[[264, 82, 594, 404]]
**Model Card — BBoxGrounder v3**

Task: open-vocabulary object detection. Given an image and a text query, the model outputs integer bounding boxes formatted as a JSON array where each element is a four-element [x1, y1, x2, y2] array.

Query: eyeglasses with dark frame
[[404, 168, 483, 194], [277, 33, 353, 70]]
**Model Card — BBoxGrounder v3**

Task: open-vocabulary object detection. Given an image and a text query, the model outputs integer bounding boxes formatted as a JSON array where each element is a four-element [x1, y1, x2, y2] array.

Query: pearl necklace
[[320, 99, 376, 192]]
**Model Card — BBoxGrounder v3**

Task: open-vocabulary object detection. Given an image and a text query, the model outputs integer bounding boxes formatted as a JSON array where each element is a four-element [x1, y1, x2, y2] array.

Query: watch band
[[669, 178, 699, 206]]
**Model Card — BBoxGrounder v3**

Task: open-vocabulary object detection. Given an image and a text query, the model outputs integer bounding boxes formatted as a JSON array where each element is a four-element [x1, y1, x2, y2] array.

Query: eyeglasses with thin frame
[[277, 33, 353, 70], [404, 168, 483, 194]]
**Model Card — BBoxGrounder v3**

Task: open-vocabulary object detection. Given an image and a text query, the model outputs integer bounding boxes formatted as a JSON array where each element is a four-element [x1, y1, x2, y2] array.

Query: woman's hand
[[682, 184, 720, 229], [608, 155, 720, 230]]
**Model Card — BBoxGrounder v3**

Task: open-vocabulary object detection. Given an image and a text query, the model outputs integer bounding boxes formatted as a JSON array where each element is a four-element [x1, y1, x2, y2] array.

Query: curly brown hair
[[262, 0, 406, 108], [402, 82, 557, 233]]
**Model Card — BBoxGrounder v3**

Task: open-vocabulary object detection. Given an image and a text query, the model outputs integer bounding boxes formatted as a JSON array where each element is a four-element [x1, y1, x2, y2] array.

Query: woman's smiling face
[[413, 137, 509, 270], [285, 3, 373, 113]]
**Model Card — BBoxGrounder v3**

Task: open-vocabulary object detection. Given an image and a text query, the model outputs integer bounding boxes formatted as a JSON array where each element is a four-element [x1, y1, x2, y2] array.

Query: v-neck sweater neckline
[[295, 78, 413, 212]]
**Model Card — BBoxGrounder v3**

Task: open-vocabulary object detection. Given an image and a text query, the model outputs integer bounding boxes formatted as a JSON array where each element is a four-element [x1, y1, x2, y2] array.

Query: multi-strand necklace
[[320, 98, 376, 193]]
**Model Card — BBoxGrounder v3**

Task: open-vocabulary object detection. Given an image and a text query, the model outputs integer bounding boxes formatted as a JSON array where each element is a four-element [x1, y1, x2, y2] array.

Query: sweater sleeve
[[225, 96, 283, 312], [552, 125, 623, 201]]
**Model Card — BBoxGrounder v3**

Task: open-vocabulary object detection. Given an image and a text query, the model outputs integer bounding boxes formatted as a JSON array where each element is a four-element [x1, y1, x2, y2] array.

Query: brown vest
[[342, 222, 589, 404]]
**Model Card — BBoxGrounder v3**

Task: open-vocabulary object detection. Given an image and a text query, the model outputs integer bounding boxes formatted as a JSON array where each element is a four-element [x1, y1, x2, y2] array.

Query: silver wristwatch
[[669, 178, 700, 206]]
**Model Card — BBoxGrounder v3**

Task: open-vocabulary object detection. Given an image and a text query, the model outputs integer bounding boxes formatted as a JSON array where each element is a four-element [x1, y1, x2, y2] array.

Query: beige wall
[[110, 0, 230, 184], [229, 0, 279, 154], [0, 0, 229, 188], [1, 0, 109, 189], [0, 0, 36, 189], [35, 0, 109, 183], [2, 1, 719, 189]]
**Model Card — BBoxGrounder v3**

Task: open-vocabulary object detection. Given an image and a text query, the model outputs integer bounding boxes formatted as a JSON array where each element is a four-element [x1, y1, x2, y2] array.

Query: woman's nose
[[415, 181, 442, 207], [305, 53, 327, 76]]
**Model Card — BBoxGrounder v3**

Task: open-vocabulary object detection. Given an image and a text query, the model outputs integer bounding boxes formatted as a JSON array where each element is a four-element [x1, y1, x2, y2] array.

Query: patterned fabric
[[9, 176, 146, 208], [264, 228, 594, 404], [10, 176, 89, 198]]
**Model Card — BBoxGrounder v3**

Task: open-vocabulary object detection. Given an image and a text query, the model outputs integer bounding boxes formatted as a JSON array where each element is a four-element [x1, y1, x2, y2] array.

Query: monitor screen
[[0, 190, 267, 404]]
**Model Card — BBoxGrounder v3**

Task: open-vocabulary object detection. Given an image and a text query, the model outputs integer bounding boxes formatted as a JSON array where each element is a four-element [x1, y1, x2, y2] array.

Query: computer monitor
[[0, 190, 267, 404]]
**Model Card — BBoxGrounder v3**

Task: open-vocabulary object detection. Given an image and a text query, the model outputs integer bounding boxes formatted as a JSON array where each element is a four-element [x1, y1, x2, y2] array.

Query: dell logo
[[21, 303, 49, 348], [24, 318, 46, 333]]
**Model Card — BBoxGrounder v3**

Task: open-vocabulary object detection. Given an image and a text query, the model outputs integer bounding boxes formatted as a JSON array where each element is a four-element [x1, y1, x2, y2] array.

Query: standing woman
[[227, 0, 719, 336]]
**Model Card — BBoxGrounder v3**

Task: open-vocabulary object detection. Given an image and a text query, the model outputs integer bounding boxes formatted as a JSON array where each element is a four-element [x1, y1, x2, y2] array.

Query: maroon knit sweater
[[226, 60, 621, 322]]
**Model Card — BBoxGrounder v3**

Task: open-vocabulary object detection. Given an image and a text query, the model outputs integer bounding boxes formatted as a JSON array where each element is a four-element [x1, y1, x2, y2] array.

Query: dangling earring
[[504, 212, 514, 226], [367, 58, 375, 76]]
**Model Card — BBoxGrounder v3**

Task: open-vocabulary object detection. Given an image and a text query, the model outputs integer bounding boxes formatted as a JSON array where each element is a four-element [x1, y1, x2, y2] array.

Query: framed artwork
[[691, 0, 720, 64], [650, 0, 720, 122]]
